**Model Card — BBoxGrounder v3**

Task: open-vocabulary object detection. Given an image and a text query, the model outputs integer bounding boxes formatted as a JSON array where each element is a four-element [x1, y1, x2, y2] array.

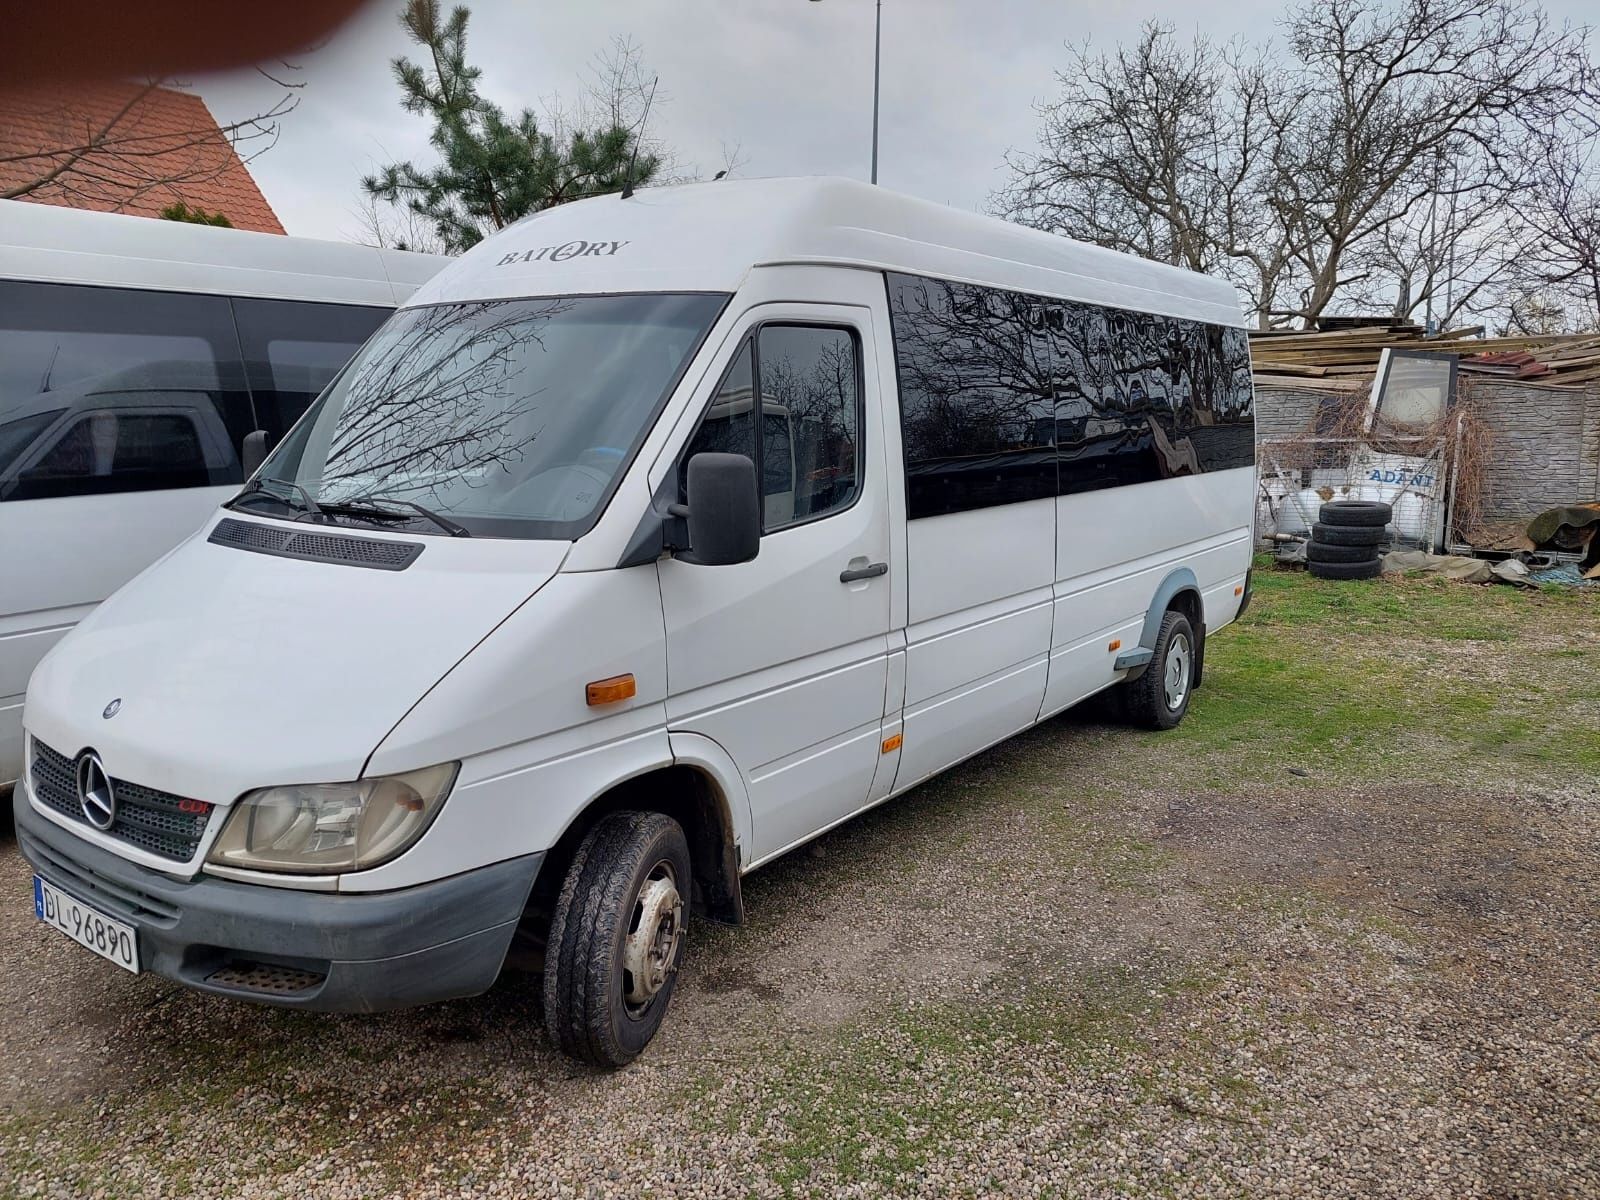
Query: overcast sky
[[194, 0, 1596, 245]]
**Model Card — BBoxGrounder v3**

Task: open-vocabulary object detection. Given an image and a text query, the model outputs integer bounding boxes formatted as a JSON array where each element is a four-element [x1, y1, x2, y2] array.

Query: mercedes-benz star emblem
[[76, 752, 116, 831], [102, 698, 121, 719]]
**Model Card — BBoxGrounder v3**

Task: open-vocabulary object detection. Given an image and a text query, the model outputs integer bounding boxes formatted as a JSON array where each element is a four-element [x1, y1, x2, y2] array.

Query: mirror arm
[[662, 504, 691, 556]]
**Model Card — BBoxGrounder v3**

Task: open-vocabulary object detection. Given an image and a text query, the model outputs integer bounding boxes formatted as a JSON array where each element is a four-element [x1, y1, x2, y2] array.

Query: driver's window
[[681, 326, 862, 532], [681, 340, 755, 503]]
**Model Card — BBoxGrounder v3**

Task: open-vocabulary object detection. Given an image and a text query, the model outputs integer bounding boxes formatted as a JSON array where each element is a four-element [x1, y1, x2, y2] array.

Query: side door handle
[[840, 561, 888, 583]]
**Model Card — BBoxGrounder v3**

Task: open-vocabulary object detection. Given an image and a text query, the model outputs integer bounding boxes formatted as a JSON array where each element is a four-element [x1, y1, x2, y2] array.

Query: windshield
[[251, 293, 725, 538]]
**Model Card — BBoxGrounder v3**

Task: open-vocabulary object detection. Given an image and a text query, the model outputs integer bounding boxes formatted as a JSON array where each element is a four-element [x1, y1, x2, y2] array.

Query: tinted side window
[[682, 326, 863, 531], [1048, 302, 1161, 495], [756, 325, 860, 529], [1050, 303, 1258, 492], [0, 280, 251, 501], [231, 298, 390, 443], [1192, 325, 1255, 472], [0, 410, 62, 474], [683, 340, 756, 501], [11, 411, 212, 500], [887, 273, 1055, 519]]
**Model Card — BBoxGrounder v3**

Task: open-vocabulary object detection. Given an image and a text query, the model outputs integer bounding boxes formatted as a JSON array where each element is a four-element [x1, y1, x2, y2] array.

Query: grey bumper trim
[[15, 790, 543, 1013]]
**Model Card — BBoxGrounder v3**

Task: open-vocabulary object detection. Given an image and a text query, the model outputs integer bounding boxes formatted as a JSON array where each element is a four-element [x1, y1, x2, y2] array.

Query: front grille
[[30, 740, 213, 863], [209, 517, 422, 571]]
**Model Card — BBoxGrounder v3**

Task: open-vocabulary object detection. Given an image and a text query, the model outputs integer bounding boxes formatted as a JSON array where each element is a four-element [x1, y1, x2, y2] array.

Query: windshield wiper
[[310, 495, 472, 538], [229, 476, 323, 518]]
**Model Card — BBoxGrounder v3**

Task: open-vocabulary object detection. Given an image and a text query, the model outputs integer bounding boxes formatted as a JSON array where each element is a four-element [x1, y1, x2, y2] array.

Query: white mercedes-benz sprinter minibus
[[16, 178, 1255, 1067], [0, 201, 444, 789]]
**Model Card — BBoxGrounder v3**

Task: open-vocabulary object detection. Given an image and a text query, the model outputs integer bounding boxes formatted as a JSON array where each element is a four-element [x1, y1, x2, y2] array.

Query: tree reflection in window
[[260, 292, 725, 537], [889, 277, 1056, 518], [889, 272, 1253, 518], [315, 299, 547, 505]]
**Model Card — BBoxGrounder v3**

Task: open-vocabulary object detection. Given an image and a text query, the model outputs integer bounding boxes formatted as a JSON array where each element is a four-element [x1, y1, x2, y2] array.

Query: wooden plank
[[1247, 362, 1328, 377]]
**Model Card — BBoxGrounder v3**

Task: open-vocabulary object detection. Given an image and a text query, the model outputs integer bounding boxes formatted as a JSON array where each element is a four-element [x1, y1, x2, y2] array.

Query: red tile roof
[[0, 79, 285, 234]]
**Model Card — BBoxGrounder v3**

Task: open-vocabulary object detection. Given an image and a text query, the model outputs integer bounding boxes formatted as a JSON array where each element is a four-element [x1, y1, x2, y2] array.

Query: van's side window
[[756, 325, 860, 529], [683, 325, 862, 531], [683, 340, 757, 488], [231, 298, 391, 443], [887, 271, 1255, 519], [886, 274, 1056, 519], [15, 412, 213, 500], [0, 281, 252, 502]]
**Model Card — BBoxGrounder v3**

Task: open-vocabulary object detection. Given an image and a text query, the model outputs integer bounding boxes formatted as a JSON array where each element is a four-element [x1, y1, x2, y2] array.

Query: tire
[[1306, 541, 1379, 564], [1121, 610, 1196, 731], [1307, 557, 1383, 580], [1310, 522, 1385, 547], [1319, 499, 1392, 527], [544, 811, 692, 1069]]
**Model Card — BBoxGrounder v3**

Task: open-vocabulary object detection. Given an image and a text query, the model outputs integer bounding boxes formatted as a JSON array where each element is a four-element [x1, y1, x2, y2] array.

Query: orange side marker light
[[586, 674, 637, 706], [1234, 585, 1244, 596], [881, 733, 903, 754], [1108, 639, 1122, 652]]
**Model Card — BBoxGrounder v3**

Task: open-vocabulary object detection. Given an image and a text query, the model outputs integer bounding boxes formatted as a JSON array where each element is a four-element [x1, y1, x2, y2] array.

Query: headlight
[[208, 763, 458, 874]]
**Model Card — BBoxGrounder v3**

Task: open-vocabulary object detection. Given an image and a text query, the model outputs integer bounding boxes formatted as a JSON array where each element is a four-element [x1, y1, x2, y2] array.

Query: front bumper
[[15, 791, 542, 1012]]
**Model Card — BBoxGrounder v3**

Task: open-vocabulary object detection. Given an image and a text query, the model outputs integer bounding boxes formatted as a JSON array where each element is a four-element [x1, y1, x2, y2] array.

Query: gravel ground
[[2, 569, 1597, 1199]]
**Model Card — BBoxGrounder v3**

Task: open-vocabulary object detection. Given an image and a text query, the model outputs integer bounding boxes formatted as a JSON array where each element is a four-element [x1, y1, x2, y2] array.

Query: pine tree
[[158, 201, 233, 227], [364, 0, 661, 253]]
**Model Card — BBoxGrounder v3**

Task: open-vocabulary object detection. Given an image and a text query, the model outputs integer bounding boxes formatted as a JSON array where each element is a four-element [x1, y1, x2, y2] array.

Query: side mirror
[[675, 452, 759, 565], [241, 430, 270, 477]]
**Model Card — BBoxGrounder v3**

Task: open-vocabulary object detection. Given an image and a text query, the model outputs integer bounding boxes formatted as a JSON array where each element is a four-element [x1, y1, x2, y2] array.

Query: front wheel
[[543, 811, 692, 1068], [1122, 611, 1196, 730]]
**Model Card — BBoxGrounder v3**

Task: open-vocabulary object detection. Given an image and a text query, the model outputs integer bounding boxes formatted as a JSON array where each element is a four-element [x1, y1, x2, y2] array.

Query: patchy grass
[[1155, 559, 1600, 785]]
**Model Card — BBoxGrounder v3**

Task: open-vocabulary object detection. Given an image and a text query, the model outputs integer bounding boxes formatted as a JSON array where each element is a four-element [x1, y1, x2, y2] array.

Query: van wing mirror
[[675, 452, 759, 566], [241, 430, 270, 477]]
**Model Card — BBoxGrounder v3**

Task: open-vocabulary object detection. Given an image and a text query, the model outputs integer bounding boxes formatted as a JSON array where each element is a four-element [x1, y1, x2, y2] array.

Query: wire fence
[[1256, 435, 1451, 551]]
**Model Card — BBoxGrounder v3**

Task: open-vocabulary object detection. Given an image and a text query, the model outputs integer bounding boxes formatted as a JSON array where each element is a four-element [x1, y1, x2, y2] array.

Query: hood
[[24, 513, 568, 806]]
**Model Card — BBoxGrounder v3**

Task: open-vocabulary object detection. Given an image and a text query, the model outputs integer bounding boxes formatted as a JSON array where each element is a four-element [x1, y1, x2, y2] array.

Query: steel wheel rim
[[622, 860, 683, 1016], [1163, 634, 1191, 711]]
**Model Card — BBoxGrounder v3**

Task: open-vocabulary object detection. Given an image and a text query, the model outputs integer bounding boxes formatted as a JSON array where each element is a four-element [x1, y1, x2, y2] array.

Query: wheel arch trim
[[1115, 568, 1205, 684], [1137, 567, 1202, 651]]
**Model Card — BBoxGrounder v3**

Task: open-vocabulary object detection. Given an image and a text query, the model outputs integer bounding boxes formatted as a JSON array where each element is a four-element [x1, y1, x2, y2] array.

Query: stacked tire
[[1307, 500, 1391, 580]]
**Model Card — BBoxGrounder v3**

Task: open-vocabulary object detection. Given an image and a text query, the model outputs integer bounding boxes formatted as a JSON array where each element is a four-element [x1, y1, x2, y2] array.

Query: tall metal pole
[[810, 0, 882, 184], [870, 0, 881, 184]]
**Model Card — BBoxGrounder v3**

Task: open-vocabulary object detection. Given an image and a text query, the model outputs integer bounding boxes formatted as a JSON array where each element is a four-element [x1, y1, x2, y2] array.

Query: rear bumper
[[15, 790, 541, 1012]]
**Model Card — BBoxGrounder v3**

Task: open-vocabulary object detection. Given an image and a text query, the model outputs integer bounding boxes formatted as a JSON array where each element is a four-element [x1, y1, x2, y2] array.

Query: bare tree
[[1270, 0, 1593, 325], [1507, 126, 1600, 331], [349, 193, 449, 256], [997, 24, 1306, 328], [0, 67, 302, 204], [999, 26, 1248, 274], [1365, 144, 1521, 328], [1000, 0, 1599, 330]]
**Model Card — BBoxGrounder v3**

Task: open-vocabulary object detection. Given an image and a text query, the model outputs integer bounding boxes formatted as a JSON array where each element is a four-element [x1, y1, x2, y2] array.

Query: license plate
[[33, 876, 139, 973]]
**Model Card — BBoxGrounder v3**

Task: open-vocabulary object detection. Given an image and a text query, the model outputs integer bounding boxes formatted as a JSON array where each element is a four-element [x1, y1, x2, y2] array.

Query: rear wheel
[[1122, 611, 1196, 730], [543, 811, 692, 1068]]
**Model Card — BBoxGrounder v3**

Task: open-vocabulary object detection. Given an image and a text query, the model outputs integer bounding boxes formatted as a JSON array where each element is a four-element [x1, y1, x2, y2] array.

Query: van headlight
[[207, 763, 458, 874]]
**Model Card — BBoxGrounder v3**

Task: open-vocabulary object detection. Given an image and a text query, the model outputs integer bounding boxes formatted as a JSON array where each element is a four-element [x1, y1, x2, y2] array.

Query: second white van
[[15, 178, 1254, 1067], [0, 201, 445, 789]]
